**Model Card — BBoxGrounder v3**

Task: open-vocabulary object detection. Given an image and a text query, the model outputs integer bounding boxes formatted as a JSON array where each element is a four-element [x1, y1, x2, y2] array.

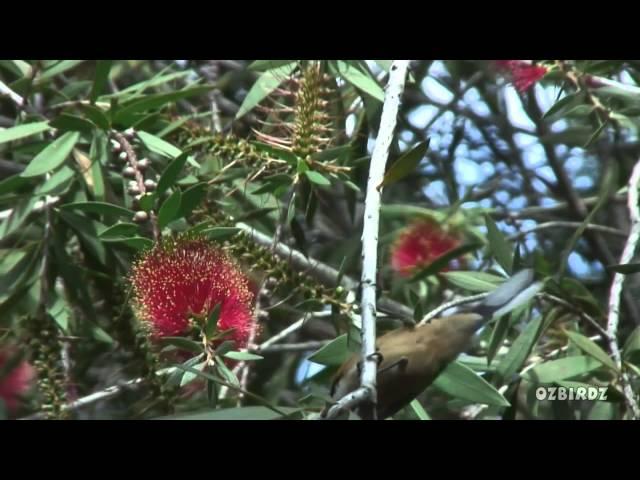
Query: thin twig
[[20, 374, 152, 420], [111, 131, 160, 240], [254, 317, 307, 350], [507, 221, 626, 242], [422, 71, 485, 131], [419, 293, 488, 325], [258, 341, 329, 353], [491, 194, 627, 220], [540, 293, 610, 339], [606, 158, 640, 419]]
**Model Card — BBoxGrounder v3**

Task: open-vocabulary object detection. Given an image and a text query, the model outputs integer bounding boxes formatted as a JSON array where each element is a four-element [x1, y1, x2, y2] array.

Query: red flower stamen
[[495, 60, 548, 92], [390, 219, 462, 276], [0, 350, 35, 414], [130, 237, 255, 349]]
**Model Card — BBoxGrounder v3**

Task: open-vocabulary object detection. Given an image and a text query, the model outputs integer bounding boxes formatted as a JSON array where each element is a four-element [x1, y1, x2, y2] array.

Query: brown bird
[[323, 269, 539, 420]]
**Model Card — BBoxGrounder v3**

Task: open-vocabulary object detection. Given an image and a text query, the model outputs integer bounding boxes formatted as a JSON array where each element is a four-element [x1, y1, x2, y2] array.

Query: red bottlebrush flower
[[130, 237, 255, 349], [390, 219, 462, 276], [495, 60, 548, 92], [0, 350, 35, 414]]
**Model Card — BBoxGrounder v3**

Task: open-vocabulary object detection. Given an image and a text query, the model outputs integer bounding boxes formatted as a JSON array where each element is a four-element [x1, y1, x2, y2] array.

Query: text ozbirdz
[[535, 386, 608, 401]]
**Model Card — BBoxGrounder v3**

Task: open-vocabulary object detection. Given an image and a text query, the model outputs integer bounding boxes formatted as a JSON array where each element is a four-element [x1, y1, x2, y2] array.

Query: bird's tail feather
[[475, 269, 541, 319]]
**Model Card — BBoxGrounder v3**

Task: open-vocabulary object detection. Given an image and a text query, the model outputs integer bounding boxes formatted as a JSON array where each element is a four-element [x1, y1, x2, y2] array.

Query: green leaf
[[409, 243, 481, 282], [408, 399, 431, 420], [520, 355, 604, 383], [0, 121, 51, 144], [34, 166, 75, 196], [496, 313, 545, 384], [78, 105, 110, 130], [0, 196, 37, 240], [136, 130, 183, 159], [543, 92, 585, 120], [286, 192, 297, 225], [224, 351, 264, 361], [379, 139, 430, 188], [304, 170, 331, 186], [433, 361, 510, 407], [20, 131, 80, 178], [36, 60, 85, 85], [487, 314, 511, 366], [98, 222, 138, 238], [175, 183, 205, 219], [61, 201, 134, 219], [47, 296, 71, 332], [58, 210, 108, 265], [607, 263, 640, 274], [49, 114, 95, 134], [103, 236, 153, 250], [0, 175, 30, 197], [308, 334, 351, 366], [92, 324, 114, 344], [89, 60, 113, 103], [156, 406, 300, 420], [89, 131, 107, 200], [252, 178, 292, 195], [156, 152, 188, 196], [204, 303, 222, 339], [236, 62, 297, 119], [248, 60, 296, 71], [157, 189, 182, 230], [484, 214, 513, 274], [157, 337, 203, 354], [115, 86, 212, 125], [309, 144, 354, 163], [214, 340, 236, 357], [441, 271, 504, 292], [565, 331, 618, 372], [0, 245, 40, 302], [206, 378, 218, 407], [0, 60, 32, 77], [216, 357, 240, 387], [332, 61, 384, 102], [583, 120, 608, 149], [100, 70, 191, 100], [179, 361, 206, 387], [138, 193, 156, 212], [623, 327, 640, 359], [201, 227, 241, 241]]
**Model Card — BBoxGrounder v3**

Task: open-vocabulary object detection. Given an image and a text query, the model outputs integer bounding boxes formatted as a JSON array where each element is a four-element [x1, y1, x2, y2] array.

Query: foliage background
[[1, 59, 639, 420]]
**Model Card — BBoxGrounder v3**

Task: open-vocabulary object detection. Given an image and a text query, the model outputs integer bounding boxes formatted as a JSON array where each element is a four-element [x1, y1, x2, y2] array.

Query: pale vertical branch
[[607, 158, 640, 420], [325, 60, 411, 420]]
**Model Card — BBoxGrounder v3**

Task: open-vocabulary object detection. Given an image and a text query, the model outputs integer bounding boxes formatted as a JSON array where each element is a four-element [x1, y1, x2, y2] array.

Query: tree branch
[[606, 157, 640, 419], [523, 94, 640, 325], [324, 60, 411, 420], [235, 222, 413, 319], [507, 221, 626, 242]]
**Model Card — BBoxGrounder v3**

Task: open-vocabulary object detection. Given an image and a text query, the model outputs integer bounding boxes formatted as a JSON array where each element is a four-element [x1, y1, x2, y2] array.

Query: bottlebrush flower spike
[[0, 350, 35, 414], [391, 219, 462, 276], [130, 237, 255, 349], [495, 60, 549, 92]]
